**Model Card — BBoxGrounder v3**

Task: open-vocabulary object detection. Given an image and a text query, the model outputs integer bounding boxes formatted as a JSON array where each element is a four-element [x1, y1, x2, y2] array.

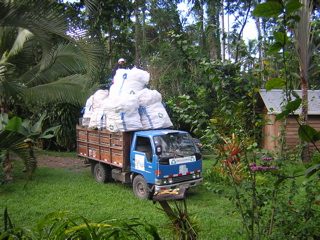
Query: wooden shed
[[258, 89, 320, 152]]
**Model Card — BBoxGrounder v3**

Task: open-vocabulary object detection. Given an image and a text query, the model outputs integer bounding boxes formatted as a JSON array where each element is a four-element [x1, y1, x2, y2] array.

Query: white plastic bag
[[88, 109, 106, 129], [92, 89, 109, 110], [109, 67, 150, 97], [106, 110, 142, 132], [139, 102, 173, 130], [137, 88, 162, 106]]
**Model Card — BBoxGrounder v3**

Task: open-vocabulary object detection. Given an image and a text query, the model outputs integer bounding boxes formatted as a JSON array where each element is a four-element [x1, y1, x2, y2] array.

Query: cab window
[[135, 136, 152, 162]]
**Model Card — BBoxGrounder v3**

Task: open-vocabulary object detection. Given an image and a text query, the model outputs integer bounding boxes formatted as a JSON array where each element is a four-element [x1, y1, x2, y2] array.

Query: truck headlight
[[168, 178, 173, 184]]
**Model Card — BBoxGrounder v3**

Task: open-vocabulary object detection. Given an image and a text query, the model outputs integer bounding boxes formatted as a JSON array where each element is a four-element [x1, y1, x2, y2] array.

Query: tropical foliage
[[1, 0, 320, 238], [1, 209, 161, 239], [0, 113, 57, 181], [0, 0, 105, 150]]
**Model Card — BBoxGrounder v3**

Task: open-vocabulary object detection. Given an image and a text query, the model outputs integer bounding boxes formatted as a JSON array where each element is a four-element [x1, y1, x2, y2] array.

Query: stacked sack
[[137, 89, 172, 129], [81, 67, 173, 132], [82, 89, 109, 129], [101, 95, 142, 132], [109, 67, 150, 97]]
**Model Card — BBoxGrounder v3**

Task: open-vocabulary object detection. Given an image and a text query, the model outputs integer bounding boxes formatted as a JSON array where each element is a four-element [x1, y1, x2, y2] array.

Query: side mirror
[[193, 138, 202, 148], [155, 145, 162, 155]]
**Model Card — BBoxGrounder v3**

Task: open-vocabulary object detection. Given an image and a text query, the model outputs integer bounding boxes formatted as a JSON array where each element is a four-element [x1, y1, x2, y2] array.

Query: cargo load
[[81, 67, 172, 132]]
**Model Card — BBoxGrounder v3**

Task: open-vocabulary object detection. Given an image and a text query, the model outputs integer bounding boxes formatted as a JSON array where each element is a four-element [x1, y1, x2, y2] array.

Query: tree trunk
[[253, 0, 264, 82], [134, 1, 142, 66], [300, 73, 310, 163], [108, 22, 113, 69], [235, 0, 252, 63], [141, 2, 147, 67], [199, 1, 206, 52], [2, 151, 12, 182], [227, 3, 230, 60], [207, 1, 221, 60], [295, 0, 312, 163], [0, 96, 5, 114], [221, 0, 225, 61]]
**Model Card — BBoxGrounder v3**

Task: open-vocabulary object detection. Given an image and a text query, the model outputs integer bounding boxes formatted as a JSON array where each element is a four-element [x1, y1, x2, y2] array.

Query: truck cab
[[76, 126, 202, 200], [130, 129, 202, 199]]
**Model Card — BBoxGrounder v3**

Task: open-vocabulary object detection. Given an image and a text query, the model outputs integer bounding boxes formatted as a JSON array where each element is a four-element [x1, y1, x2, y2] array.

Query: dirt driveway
[[37, 154, 88, 171]]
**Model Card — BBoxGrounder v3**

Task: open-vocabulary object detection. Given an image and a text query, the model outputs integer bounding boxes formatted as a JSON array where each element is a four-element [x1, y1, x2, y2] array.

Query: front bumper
[[154, 178, 203, 192]]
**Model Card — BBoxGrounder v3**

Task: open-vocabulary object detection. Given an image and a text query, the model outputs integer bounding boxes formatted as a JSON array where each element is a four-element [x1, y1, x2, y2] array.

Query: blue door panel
[[130, 151, 155, 184]]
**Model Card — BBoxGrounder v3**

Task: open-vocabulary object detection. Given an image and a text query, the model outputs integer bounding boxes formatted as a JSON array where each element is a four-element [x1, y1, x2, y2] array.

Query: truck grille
[[172, 174, 194, 183]]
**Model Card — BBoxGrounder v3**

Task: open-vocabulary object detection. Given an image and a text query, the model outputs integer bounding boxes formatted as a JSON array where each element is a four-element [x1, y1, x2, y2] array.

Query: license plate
[[169, 155, 196, 165]]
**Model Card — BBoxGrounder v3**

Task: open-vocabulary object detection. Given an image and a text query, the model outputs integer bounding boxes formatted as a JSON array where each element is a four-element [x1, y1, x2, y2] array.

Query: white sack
[[92, 89, 109, 110], [106, 110, 142, 132], [129, 67, 150, 85], [102, 95, 139, 113], [139, 102, 173, 130], [88, 109, 106, 129], [113, 69, 129, 85], [83, 95, 94, 119], [109, 67, 150, 97], [137, 88, 162, 106]]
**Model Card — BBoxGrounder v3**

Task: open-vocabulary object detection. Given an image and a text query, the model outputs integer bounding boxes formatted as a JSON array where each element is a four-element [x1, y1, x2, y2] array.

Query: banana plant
[[0, 113, 58, 182]]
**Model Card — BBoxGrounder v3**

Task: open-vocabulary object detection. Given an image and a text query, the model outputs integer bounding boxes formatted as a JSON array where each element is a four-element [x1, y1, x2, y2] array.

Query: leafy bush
[[0, 209, 161, 240], [35, 103, 81, 151], [0, 113, 57, 182], [166, 94, 208, 136], [207, 134, 320, 239]]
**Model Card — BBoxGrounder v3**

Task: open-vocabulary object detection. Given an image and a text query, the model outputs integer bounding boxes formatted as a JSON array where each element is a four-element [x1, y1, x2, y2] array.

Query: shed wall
[[285, 116, 320, 151], [262, 114, 281, 151], [262, 114, 320, 151]]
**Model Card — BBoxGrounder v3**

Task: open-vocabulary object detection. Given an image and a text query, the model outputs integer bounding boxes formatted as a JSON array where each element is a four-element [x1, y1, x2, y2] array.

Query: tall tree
[[133, 0, 143, 66], [295, 0, 314, 162], [207, 0, 221, 60]]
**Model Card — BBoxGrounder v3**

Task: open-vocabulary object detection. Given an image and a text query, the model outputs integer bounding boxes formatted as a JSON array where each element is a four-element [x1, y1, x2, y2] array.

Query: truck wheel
[[93, 163, 111, 183], [133, 175, 152, 200]]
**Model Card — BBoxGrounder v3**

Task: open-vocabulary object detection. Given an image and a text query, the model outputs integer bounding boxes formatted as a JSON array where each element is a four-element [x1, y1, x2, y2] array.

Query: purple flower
[[249, 163, 278, 172], [262, 156, 273, 162]]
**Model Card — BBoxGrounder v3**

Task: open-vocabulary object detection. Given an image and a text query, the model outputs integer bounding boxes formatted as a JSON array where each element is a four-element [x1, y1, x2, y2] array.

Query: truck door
[[131, 136, 155, 184]]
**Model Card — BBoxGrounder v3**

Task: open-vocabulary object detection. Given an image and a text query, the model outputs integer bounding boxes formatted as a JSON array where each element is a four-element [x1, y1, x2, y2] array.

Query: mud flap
[[152, 186, 187, 201]]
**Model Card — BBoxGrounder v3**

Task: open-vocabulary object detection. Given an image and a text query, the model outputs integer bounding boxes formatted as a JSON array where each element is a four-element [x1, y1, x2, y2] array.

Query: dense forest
[[0, 0, 319, 161], [0, 0, 319, 151]]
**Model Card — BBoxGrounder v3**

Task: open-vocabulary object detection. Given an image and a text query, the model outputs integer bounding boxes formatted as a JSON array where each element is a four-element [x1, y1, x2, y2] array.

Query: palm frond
[[0, 131, 26, 150], [0, 63, 24, 98], [0, 0, 67, 44], [24, 74, 91, 106], [0, 26, 18, 57], [0, 0, 105, 84], [23, 43, 87, 87], [5, 28, 33, 62], [6, 28, 33, 60]]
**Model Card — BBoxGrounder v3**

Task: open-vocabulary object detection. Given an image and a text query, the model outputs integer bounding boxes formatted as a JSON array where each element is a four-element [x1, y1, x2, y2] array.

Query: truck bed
[[76, 125, 132, 170]]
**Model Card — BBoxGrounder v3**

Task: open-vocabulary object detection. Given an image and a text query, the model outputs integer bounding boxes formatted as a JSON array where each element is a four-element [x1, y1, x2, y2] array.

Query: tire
[[132, 175, 152, 200], [93, 163, 112, 183]]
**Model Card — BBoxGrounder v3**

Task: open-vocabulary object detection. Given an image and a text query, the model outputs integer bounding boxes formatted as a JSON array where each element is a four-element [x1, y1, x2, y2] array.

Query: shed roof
[[259, 89, 320, 115]]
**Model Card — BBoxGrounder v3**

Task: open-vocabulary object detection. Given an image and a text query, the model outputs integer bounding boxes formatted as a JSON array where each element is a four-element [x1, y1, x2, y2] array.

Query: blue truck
[[76, 125, 202, 199]]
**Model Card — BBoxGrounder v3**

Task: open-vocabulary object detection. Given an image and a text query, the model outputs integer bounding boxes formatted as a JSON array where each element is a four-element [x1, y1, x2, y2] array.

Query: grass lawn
[[0, 153, 244, 239]]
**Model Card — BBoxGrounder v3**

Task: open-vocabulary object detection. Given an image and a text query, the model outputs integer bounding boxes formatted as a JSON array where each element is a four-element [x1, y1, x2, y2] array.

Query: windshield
[[153, 132, 196, 158]]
